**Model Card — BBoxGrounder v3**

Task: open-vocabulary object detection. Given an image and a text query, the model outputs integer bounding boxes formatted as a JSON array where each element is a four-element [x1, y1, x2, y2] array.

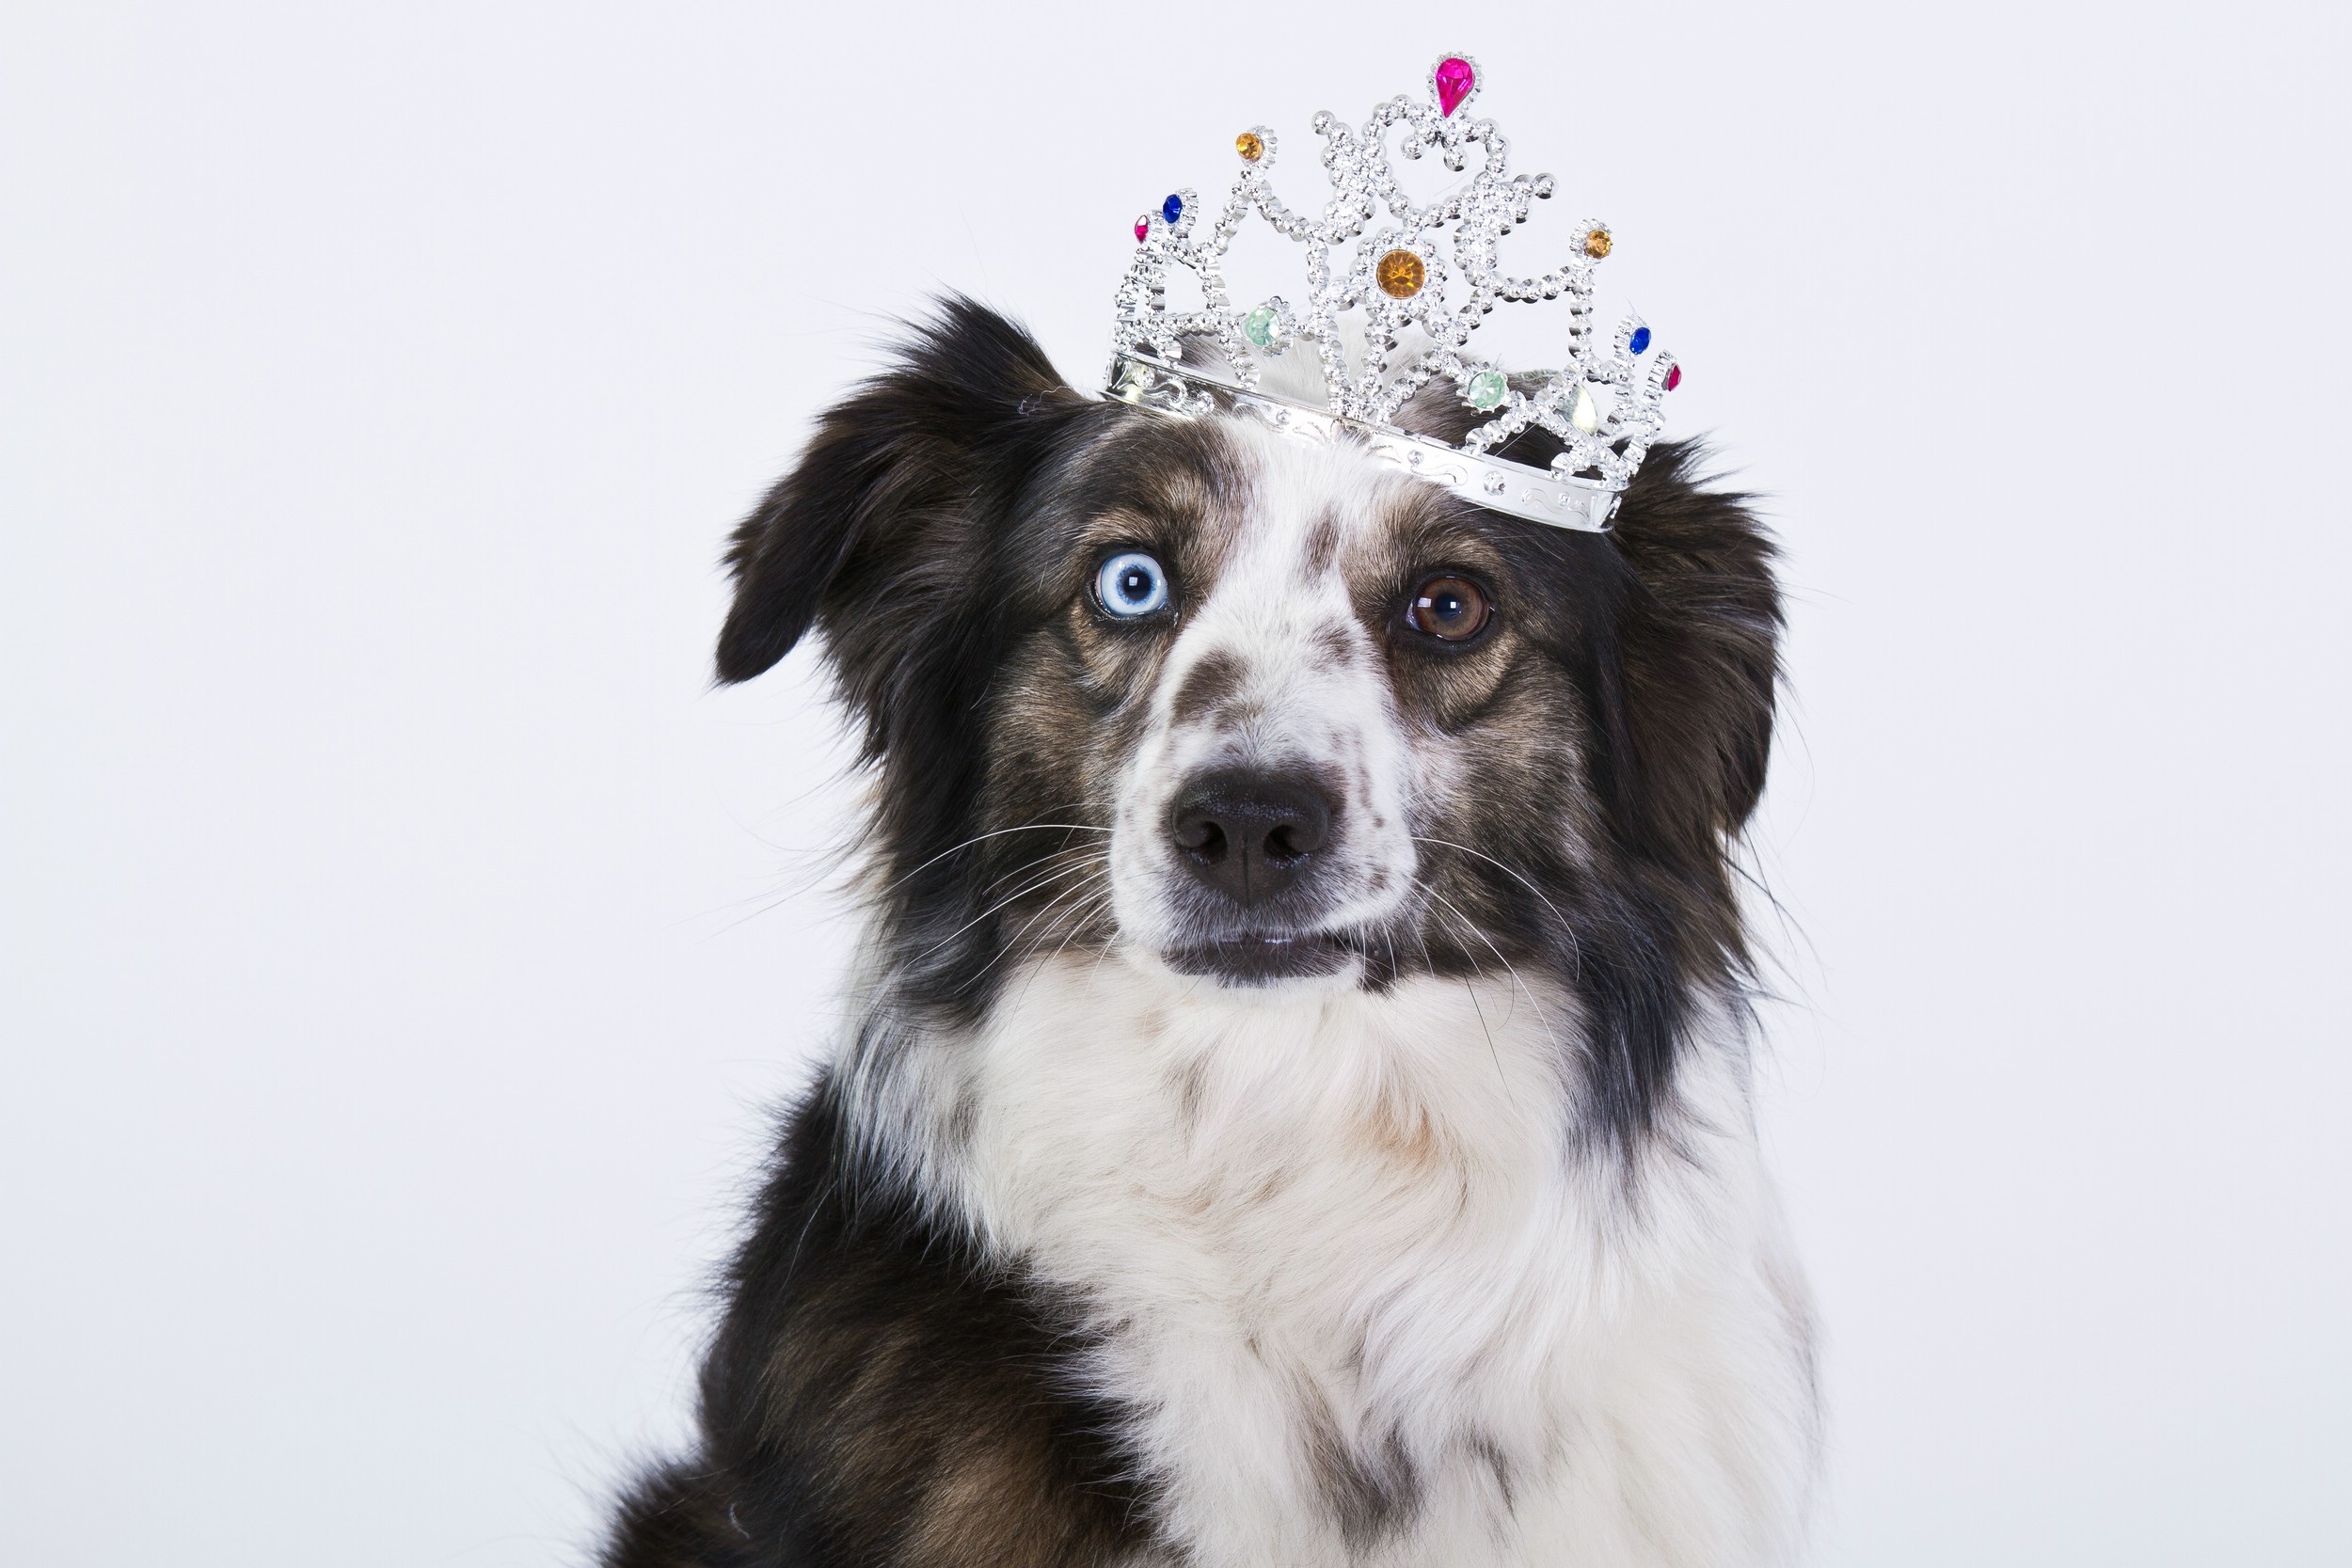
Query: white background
[[4, 4, 2345, 1563]]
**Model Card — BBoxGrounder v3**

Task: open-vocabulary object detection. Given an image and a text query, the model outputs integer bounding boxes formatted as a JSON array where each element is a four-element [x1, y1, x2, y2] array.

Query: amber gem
[[1235, 131, 1265, 163], [1583, 228, 1613, 260], [1376, 248, 1426, 298]]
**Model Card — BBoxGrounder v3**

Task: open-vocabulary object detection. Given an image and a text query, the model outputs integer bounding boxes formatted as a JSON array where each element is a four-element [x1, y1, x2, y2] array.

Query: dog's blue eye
[[1096, 550, 1169, 618]]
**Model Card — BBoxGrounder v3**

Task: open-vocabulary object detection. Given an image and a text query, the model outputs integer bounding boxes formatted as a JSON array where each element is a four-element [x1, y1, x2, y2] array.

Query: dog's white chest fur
[[877, 955, 1819, 1567]]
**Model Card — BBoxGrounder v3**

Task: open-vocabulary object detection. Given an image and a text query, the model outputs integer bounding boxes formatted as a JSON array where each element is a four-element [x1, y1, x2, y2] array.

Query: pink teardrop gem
[[1435, 56, 1475, 117], [1135, 215, 1150, 243], [1664, 364, 1683, 391]]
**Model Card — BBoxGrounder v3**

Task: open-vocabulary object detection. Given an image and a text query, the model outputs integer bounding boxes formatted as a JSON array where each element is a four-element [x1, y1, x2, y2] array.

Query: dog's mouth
[[1161, 929, 1359, 986]]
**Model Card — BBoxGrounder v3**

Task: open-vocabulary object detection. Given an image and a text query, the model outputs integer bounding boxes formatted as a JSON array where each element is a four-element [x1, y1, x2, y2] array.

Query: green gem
[[1244, 306, 1278, 348], [1466, 370, 1508, 410]]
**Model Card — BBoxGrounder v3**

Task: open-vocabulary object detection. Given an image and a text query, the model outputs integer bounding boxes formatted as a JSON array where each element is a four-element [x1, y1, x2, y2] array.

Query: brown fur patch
[[1168, 648, 1247, 728], [1359, 1089, 1449, 1173], [1301, 508, 1343, 576], [906, 1431, 1120, 1567], [1168, 1054, 1211, 1137]]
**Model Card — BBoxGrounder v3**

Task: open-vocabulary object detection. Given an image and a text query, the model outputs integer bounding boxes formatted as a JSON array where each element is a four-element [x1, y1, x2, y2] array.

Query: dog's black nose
[[1169, 769, 1335, 907]]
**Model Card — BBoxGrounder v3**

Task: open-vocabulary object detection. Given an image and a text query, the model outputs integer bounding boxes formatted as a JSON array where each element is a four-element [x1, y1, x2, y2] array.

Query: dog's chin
[[1159, 930, 1359, 988]]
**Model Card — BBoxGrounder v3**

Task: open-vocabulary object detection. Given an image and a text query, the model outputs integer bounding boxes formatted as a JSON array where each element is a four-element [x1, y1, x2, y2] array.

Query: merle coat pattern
[[605, 299, 1817, 1568]]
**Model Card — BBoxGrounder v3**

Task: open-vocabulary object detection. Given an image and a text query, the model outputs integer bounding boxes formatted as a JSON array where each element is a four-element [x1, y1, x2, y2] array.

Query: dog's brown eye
[[1405, 575, 1491, 641]]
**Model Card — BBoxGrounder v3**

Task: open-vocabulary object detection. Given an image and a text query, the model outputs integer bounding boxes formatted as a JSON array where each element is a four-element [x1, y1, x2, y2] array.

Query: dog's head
[[721, 301, 1778, 1137]]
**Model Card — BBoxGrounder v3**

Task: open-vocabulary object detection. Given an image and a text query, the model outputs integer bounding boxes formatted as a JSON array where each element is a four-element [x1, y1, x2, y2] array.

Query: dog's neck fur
[[843, 952, 1819, 1568]]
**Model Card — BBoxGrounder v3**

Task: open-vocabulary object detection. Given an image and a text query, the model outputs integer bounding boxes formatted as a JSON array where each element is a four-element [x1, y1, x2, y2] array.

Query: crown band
[[1107, 352, 1617, 532]]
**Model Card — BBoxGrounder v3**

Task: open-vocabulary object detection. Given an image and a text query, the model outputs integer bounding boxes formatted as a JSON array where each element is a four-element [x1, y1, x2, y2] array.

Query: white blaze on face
[[1107, 420, 1422, 958]]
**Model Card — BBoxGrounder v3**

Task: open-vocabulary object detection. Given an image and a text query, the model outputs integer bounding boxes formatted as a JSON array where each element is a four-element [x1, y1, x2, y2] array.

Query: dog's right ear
[[714, 297, 1077, 685]]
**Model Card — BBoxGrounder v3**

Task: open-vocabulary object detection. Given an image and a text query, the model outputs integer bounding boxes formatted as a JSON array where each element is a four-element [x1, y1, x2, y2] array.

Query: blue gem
[[1629, 325, 1652, 356], [1162, 193, 1184, 225]]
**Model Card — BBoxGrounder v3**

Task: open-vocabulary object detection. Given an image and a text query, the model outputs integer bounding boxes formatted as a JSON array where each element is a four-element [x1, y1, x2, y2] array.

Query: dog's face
[[987, 414, 1597, 991], [1081, 420, 1454, 983], [717, 302, 1778, 1137]]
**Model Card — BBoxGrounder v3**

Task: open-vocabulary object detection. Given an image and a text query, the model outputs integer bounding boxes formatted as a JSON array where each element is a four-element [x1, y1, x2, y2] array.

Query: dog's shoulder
[[601, 1075, 1151, 1568]]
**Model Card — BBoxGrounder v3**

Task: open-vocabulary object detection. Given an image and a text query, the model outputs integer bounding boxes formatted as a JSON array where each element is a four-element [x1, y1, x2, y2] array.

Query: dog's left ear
[[1603, 442, 1784, 861], [714, 297, 1078, 688]]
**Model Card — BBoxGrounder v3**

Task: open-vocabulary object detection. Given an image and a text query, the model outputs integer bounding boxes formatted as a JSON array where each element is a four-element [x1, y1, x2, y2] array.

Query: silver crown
[[1105, 54, 1683, 532]]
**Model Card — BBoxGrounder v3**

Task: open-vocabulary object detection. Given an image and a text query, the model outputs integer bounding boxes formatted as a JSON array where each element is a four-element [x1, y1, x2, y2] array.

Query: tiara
[[1104, 54, 1681, 532]]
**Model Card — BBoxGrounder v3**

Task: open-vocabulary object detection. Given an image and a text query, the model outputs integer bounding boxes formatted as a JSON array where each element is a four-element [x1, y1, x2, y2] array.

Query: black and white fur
[[606, 300, 1819, 1567]]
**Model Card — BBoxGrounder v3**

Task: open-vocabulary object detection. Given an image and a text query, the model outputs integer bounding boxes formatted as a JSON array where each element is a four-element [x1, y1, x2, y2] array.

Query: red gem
[[1664, 364, 1683, 391], [1435, 56, 1475, 117], [1134, 215, 1149, 243]]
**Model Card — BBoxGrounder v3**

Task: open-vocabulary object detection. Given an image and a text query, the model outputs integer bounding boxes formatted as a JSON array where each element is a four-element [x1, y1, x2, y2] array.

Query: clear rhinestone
[[1569, 385, 1600, 434]]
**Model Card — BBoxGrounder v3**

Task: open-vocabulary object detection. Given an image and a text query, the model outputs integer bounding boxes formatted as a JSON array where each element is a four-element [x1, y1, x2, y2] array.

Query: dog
[[603, 297, 1820, 1567]]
